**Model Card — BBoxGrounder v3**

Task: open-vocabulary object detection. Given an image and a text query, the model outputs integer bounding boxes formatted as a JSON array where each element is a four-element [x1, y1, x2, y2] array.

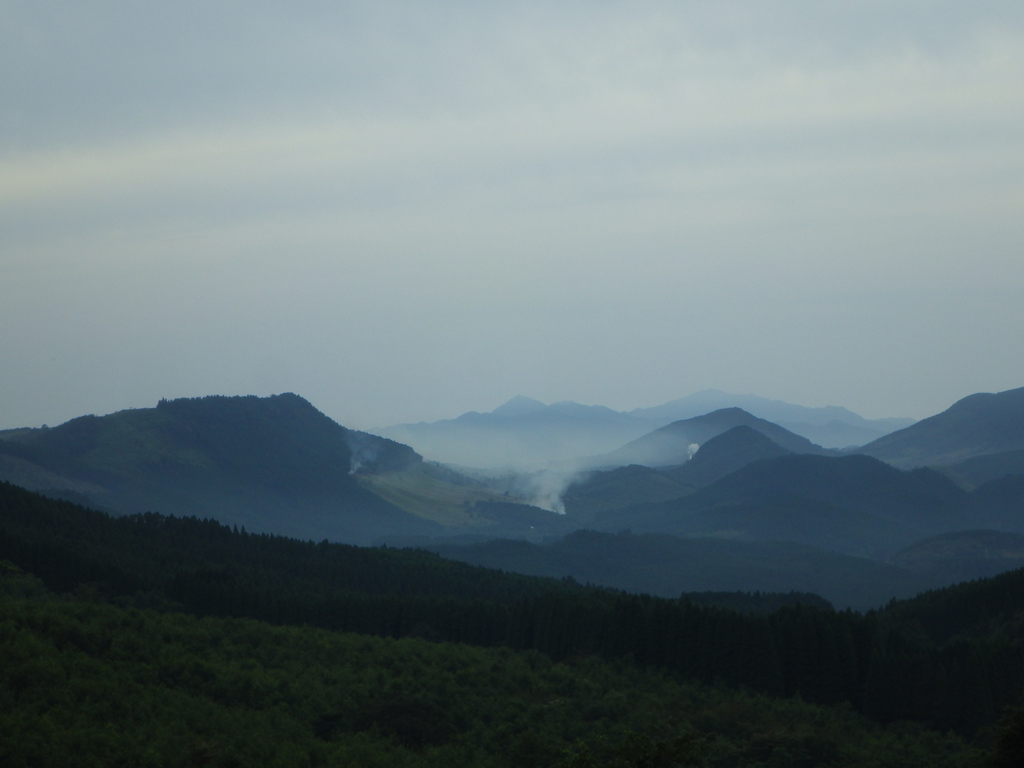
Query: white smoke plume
[[503, 466, 592, 515], [346, 431, 380, 474]]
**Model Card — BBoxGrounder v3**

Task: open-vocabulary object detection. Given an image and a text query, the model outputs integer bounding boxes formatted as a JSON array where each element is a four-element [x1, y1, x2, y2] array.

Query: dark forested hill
[[2, 479, 1023, 740], [0, 582, 986, 768], [579, 452, 1024, 557], [564, 426, 795, 523], [0, 394, 438, 543], [661, 425, 795, 488], [859, 385, 1024, 468]]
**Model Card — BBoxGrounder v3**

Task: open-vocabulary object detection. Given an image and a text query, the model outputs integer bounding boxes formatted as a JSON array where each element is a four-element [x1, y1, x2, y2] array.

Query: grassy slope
[[355, 463, 515, 526]]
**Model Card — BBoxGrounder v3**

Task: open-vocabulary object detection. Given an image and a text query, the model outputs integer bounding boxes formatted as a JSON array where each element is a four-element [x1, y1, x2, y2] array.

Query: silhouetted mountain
[[377, 396, 651, 468], [0, 394, 439, 544], [590, 408, 830, 468], [859, 386, 1024, 468], [564, 426, 793, 523], [629, 389, 914, 448], [662, 425, 794, 488], [427, 529, 935, 610], [582, 453, 1004, 557]]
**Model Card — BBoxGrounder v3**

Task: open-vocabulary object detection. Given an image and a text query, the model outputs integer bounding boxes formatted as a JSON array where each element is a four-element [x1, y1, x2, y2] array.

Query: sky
[[2, 1, 1023, 432]]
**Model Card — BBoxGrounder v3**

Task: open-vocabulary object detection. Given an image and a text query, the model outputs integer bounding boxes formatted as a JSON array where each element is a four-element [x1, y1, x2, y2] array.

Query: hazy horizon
[[3, 2, 1023, 432]]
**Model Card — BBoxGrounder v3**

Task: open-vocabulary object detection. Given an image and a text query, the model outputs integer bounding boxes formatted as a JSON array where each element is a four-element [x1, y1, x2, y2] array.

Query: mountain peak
[[860, 385, 1024, 468]]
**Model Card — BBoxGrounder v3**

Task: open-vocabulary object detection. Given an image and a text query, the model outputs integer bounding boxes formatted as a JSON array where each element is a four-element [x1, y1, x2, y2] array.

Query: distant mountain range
[[3, 385, 1024, 609], [376, 396, 650, 468], [586, 408, 832, 469], [575, 452, 1021, 557], [627, 389, 914, 447], [376, 390, 914, 467]]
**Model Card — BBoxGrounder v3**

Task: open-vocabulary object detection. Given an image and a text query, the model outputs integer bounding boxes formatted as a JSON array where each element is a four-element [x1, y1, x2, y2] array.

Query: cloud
[[1, 2, 1023, 430]]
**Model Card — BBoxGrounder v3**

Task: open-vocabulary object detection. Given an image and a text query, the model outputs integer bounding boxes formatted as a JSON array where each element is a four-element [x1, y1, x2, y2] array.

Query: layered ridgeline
[[4, 391, 1024, 608], [559, 423, 1024, 546], [412, 408, 1024, 608], [0, 394, 611, 544], [859, 385, 1024, 470], [584, 408, 833, 469], [0, 394, 440, 544], [627, 389, 915, 449], [378, 392, 912, 467], [1, 479, 1023, 749]]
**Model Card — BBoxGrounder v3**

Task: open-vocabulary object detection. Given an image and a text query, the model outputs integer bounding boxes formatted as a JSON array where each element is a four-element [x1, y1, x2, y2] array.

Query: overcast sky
[[2, 1, 1023, 431]]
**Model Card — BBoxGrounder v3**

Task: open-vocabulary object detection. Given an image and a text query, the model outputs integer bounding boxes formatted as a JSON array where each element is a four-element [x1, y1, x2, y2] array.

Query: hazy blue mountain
[[0, 394, 440, 544], [661, 425, 794, 488], [629, 389, 914, 448], [426, 529, 935, 610], [377, 391, 913, 467], [858, 386, 1024, 468], [589, 408, 830, 469], [563, 426, 793, 523], [377, 396, 652, 467]]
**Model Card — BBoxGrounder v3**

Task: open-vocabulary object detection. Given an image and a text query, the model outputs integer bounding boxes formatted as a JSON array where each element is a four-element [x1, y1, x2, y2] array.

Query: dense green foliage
[[0, 578, 986, 768], [3, 480, 1023, 741]]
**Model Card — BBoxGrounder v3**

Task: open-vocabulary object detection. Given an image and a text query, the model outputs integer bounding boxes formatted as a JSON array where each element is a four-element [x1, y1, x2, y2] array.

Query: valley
[[3, 386, 1024, 765]]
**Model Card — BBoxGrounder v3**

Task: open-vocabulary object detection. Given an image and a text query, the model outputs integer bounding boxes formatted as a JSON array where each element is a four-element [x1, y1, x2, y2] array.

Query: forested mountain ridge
[[562, 426, 795, 520], [859, 385, 1024, 468], [0, 392, 421, 485], [2, 479, 1024, 742], [0, 394, 437, 544], [3, 386, 1024, 765], [578, 452, 1024, 557]]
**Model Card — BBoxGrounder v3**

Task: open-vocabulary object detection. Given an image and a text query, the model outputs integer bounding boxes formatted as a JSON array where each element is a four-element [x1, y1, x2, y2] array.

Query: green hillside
[[0, 394, 438, 544], [3, 480, 1024, 742]]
